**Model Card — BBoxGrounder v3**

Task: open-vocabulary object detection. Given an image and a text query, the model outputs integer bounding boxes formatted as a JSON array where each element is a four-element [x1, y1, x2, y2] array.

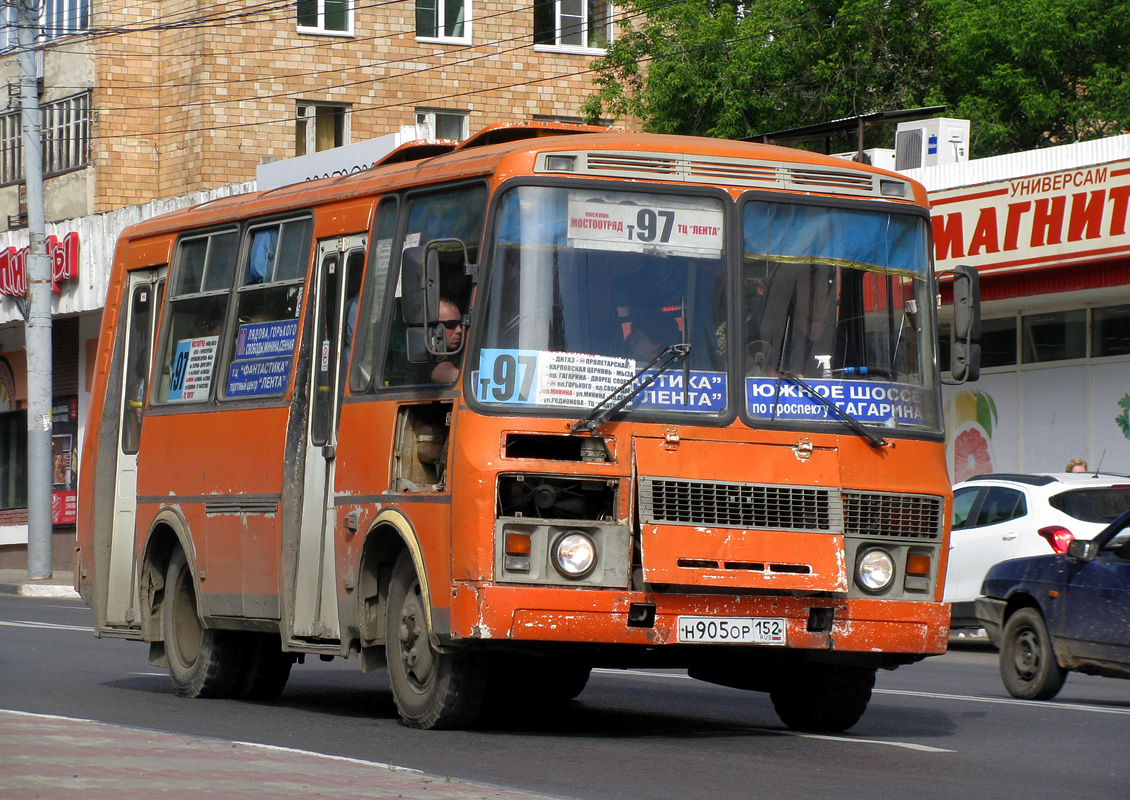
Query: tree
[[583, 0, 1130, 157], [930, 0, 1130, 154]]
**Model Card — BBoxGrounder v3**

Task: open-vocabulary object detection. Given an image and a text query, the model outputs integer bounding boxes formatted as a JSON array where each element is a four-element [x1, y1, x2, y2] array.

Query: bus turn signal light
[[905, 554, 931, 576]]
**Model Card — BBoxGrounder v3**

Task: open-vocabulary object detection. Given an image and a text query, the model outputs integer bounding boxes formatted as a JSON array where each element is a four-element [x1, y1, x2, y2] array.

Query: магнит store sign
[[0, 231, 79, 295], [931, 160, 1130, 274]]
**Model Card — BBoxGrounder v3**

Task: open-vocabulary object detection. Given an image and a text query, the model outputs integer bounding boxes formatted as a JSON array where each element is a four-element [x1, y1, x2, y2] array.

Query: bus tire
[[999, 608, 1066, 700], [769, 663, 876, 732], [386, 551, 488, 729], [235, 633, 293, 701], [163, 547, 242, 698]]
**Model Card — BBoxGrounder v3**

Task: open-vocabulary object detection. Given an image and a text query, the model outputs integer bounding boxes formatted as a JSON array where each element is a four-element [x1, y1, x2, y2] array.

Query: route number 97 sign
[[567, 192, 724, 258]]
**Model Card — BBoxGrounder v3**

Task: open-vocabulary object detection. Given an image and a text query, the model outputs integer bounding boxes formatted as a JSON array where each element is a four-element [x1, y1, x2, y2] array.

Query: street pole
[[17, 0, 54, 580]]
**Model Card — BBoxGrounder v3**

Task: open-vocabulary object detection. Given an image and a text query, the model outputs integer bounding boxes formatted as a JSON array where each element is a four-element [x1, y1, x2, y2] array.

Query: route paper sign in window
[[567, 192, 724, 257]]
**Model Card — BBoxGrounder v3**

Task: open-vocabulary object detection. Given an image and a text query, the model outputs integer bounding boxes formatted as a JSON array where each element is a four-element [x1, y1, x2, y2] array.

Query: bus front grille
[[639, 477, 838, 532], [842, 491, 944, 540], [640, 478, 944, 539]]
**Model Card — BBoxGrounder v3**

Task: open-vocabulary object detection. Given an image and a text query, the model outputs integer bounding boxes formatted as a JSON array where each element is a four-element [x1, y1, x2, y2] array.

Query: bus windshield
[[474, 185, 729, 417], [741, 199, 940, 434]]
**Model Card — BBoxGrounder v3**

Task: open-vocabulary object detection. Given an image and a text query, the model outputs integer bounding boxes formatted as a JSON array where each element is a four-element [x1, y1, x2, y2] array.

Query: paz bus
[[77, 121, 981, 732]]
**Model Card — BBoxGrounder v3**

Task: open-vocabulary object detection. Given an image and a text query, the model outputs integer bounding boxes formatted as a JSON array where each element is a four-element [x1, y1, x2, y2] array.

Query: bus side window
[[155, 229, 239, 404], [223, 217, 313, 401], [350, 198, 398, 394], [382, 184, 485, 388]]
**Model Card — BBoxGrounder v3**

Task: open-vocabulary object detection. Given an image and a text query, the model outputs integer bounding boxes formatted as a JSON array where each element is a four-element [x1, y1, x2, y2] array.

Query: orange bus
[[77, 122, 979, 732]]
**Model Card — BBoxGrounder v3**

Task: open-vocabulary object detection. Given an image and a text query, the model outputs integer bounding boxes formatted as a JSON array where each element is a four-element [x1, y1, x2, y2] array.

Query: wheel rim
[[396, 579, 436, 692], [171, 566, 203, 667], [1012, 628, 1040, 681]]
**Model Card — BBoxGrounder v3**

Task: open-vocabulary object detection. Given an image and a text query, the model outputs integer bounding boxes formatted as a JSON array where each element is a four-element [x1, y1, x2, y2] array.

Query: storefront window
[[979, 316, 1017, 368], [1092, 304, 1130, 357], [1022, 309, 1086, 363], [0, 410, 27, 510]]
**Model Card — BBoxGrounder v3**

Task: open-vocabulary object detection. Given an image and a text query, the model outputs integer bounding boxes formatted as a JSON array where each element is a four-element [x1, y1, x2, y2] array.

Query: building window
[[43, 0, 91, 39], [1, 0, 89, 50], [297, 0, 352, 35], [534, 0, 612, 50], [44, 93, 91, 176], [416, 0, 470, 41], [0, 411, 28, 511], [979, 316, 1018, 369], [296, 103, 349, 156], [415, 109, 468, 141], [1092, 304, 1130, 358], [1021, 309, 1086, 364], [0, 92, 92, 187]]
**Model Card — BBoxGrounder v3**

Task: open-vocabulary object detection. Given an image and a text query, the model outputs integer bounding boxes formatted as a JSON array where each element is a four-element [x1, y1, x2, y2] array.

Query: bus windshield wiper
[[779, 370, 890, 449], [571, 343, 691, 434]]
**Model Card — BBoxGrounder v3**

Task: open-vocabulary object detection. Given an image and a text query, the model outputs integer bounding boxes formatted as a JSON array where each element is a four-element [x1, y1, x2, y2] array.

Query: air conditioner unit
[[895, 118, 969, 170]]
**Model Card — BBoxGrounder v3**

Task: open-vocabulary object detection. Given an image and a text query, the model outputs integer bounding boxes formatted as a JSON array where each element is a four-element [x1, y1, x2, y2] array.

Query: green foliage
[[583, 0, 1130, 156]]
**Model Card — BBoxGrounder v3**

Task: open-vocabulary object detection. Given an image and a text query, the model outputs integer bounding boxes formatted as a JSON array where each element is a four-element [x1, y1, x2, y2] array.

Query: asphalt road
[[2, 594, 1128, 800]]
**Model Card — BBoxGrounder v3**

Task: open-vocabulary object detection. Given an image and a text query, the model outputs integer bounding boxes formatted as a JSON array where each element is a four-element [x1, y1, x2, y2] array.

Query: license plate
[[675, 616, 787, 645]]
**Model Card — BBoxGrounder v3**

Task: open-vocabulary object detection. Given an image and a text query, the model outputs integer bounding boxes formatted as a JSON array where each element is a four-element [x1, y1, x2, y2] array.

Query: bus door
[[106, 268, 165, 628], [291, 234, 367, 639]]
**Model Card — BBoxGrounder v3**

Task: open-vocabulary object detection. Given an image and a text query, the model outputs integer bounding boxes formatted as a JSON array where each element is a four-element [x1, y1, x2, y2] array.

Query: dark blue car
[[976, 508, 1130, 700]]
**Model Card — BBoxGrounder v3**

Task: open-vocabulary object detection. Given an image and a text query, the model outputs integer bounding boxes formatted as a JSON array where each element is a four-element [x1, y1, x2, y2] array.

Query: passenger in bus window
[[247, 228, 278, 285], [431, 298, 465, 384]]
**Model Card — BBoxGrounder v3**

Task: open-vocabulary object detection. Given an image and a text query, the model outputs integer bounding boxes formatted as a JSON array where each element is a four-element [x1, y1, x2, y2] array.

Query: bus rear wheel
[[163, 548, 242, 698], [769, 662, 876, 732], [235, 633, 293, 701], [385, 551, 488, 729]]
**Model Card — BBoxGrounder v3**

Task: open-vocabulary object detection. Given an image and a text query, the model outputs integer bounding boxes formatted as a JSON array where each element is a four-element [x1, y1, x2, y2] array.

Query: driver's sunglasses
[[440, 319, 463, 330]]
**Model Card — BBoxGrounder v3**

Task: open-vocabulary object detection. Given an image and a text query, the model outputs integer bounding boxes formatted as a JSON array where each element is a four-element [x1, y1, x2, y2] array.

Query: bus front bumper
[[450, 584, 950, 656]]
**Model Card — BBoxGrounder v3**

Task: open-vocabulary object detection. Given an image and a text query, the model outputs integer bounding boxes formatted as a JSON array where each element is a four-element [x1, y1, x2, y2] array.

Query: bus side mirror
[[401, 245, 440, 327], [946, 265, 981, 384]]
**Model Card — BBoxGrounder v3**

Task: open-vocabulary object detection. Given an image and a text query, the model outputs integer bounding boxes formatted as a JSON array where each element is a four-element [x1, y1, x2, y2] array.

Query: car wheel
[[999, 607, 1067, 700]]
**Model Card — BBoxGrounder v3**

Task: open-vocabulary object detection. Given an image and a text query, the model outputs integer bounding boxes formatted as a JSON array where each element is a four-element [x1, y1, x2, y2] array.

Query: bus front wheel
[[769, 662, 876, 732], [163, 548, 242, 698], [385, 551, 488, 729]]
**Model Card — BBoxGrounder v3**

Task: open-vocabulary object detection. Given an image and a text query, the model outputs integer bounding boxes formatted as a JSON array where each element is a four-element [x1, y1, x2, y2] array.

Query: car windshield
[[740, 200, 940, 434], [1052, 487, 1130, 524], [474, 185, 727, 418]]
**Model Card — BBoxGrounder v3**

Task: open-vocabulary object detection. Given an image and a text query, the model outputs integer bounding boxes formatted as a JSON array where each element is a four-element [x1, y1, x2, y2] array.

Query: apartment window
[[296, 103, 349, 156], [534, 0, 612, 50], [416, 109, 468, 141], [0, 92, 92, 187], [43, 0, 91, 39], [416, 0, 470, 41], [297, 0, 352, 34], [1, 0, 89, 49], [44, 93, 91, 176]]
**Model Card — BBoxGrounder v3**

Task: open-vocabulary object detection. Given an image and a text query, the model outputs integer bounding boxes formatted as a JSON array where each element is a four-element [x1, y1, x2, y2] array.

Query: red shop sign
[[0, 231, 80, 296]]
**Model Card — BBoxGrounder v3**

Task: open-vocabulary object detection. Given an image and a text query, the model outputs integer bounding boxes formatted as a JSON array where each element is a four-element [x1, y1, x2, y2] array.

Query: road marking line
[[231, 740, 424, 773], [875, 688, 1130, 716], [0, 619, 93, 632]]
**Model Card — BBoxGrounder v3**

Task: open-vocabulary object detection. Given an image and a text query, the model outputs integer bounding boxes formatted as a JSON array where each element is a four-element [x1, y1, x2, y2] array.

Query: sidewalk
[[0, 569, 79, 599], [0, 709, 561, 800]]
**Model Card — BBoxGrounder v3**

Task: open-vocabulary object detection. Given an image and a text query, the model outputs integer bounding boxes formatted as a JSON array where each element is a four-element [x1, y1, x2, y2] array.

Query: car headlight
[[856, 548, 895, 594], [552, 531, 597, 579]]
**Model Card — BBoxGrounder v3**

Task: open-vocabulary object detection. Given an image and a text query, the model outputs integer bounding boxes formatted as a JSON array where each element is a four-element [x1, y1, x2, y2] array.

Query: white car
[[944, 472, 1130, 628]]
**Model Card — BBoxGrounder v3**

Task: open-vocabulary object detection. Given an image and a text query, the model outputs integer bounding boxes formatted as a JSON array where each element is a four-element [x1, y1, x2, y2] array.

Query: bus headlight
[[551, 531, 597, 579], [855, 548, 895, 594]]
